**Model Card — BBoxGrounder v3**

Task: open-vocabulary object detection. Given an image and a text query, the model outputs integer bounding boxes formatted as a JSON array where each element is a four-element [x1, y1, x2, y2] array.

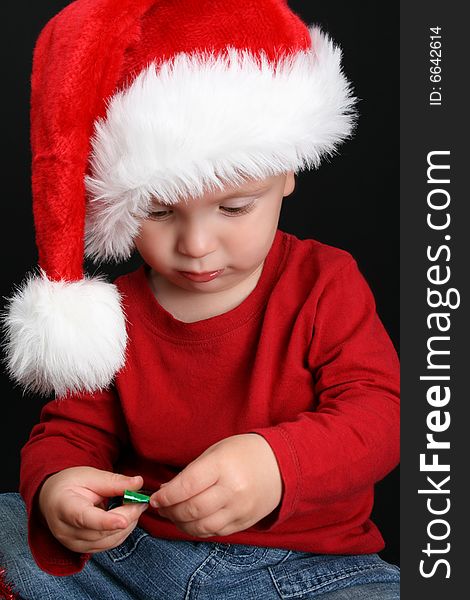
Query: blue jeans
[[0, 493, 399, 599]]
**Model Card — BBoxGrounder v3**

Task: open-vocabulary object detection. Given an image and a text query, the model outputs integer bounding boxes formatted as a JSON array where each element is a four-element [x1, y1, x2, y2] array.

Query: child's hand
[[150, 434, 282, 538], [38, 466, 148, 554]]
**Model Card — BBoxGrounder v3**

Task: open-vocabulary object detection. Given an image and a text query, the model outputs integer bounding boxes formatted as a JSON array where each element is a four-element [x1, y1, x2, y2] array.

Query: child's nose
[[176, 221, 217, 259]]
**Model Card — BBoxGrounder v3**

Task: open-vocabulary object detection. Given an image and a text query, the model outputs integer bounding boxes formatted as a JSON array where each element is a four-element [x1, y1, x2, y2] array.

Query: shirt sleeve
[[247, 258, 400, 531], [19, 386, 129, 576]]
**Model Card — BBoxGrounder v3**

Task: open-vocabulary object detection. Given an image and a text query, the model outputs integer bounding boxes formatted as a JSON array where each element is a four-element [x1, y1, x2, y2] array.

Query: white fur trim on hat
[[85, 26, 357, 262], [2, 272, 127, 397]]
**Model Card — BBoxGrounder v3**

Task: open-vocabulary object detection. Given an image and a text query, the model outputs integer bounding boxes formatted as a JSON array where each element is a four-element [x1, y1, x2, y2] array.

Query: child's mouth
[[178, 269, 224, 282]]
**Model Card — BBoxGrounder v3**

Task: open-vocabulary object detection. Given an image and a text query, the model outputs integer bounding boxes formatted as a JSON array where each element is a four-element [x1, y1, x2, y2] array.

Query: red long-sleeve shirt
[[20, 229, 400, 576]]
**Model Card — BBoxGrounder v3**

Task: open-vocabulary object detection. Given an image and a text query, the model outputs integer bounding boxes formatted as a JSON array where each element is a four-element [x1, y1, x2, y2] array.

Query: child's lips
[[178, 269, 224, 282]]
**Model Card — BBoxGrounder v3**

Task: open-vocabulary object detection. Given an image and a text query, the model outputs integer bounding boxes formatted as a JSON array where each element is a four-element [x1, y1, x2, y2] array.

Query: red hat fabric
[[3, 0, 356, 397]]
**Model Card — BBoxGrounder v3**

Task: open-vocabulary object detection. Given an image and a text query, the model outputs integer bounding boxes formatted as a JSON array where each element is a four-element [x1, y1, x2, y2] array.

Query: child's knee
[[0, 493, 44, 597], [0, 493, 29, 561]]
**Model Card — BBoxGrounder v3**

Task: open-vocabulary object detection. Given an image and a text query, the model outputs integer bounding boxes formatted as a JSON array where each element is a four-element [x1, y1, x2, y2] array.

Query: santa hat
[[3, 0, 356, 398]]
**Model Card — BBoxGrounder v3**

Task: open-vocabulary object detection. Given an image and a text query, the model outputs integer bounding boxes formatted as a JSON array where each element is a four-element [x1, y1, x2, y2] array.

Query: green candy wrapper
[[123, 489, 151, 504]]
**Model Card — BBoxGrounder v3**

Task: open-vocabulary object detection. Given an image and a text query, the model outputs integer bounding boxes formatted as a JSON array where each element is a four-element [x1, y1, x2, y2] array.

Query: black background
[[2, 1, 399, 566]]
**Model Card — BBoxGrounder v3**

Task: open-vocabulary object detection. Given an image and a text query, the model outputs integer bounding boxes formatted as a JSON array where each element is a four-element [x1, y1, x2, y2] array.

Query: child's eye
[[148, 209, 172, 220], [220, 201, 255, 216], [146, 200, 256, 220]]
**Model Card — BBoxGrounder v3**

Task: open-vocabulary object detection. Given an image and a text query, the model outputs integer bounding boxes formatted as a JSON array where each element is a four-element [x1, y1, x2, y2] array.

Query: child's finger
[[68, 504, 129, 531], [62, 494, 147, 534], [78, 510, 147, 552], [83, 470, 143, 498], [108, 502, 149, 527], [60, 516, 141, 553], [156, 483, 224, 524], [85, 523, 140, 554], [59, 499, 128, 531], [58, 521, 128, 543], [151, 457, 219, 508]]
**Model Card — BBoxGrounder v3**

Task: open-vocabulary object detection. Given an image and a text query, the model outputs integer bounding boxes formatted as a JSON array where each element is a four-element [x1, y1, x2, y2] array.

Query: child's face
[[135, 173, 295, 294]]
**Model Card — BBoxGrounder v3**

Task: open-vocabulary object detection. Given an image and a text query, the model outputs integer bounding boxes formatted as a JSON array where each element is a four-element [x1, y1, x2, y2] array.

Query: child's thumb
[[90, 470, 143, 497]]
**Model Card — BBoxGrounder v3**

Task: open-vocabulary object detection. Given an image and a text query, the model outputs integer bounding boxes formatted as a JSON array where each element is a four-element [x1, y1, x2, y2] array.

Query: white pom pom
[[2, 271, 127, 397]]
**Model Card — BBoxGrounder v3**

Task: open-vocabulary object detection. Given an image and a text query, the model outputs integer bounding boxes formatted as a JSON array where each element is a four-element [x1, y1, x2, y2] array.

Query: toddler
[[0, 1, 400, 599]]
